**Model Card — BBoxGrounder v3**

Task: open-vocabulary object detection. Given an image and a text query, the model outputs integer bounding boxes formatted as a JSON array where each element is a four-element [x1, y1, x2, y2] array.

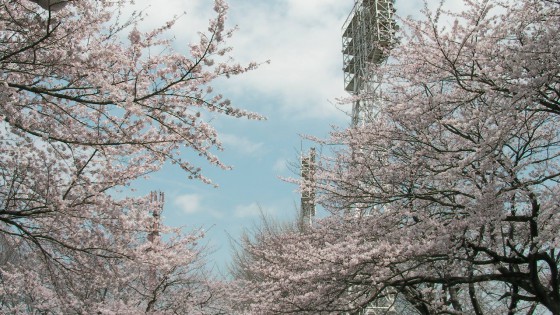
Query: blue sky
[[124, 0, 457, 275]]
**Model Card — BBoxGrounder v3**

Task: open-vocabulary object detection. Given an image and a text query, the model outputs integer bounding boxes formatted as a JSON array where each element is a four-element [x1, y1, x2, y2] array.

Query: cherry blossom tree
[[228, 210, 300, 283], [0, 0, 260, 312], [232, 0, 560, 314], [0, 196, 222, 313]]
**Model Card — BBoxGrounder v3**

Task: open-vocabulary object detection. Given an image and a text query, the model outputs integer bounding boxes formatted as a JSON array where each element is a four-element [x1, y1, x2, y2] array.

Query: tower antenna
[[341, 1, 398, 314], [342, 0, 397, 126]]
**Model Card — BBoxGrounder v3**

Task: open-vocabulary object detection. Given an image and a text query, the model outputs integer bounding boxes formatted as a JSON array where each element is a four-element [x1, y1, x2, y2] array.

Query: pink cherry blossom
[[1, 0, 260, 312], [230, 0, 560, 313]]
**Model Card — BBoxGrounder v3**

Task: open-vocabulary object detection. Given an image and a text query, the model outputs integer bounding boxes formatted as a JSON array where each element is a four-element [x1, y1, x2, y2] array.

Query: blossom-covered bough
[[0, 0, 260, 313], [232, 0, 560, 314]]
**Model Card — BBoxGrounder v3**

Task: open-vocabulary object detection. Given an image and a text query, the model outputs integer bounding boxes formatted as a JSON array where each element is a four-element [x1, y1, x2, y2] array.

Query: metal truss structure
[[342, 1, 398, 314], [342, 0, 397, 126], [299, 148, 316, 231], [147, 191, 164, 243]]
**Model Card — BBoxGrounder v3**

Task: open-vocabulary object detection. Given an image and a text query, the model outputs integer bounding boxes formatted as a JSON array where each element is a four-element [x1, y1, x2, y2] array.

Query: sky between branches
[[124, 0, 463, 275]]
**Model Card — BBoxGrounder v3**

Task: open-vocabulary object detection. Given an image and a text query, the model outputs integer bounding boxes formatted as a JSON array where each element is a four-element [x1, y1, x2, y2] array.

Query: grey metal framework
[[147, 191, 164, 288], [342, 1, 398, 314], [359, 294, 397, 315], [147, 191, 164, 243], [342, 0, 397, 125], [299, 148, 316, 231]]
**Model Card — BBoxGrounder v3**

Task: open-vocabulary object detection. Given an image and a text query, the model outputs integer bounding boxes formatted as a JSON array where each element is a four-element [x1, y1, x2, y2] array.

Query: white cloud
[[221, 0, 351, 120], [122, 0, 349, 121], [173, 193, 203, 214], [124, 0, 208, 37], [120, 0, 469, 122], [173, 193, 224, 219], [272, 157, 288, 173], [234, 202, 276, 218], [173, 196, 279, 220], [219, 133, 263, 156]]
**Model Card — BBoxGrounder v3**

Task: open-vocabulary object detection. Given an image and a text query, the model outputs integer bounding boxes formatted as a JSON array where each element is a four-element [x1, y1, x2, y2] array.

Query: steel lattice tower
[[299, 148, 316, 231], [343, 0, 397, 126], [342, 1, 398, 314]]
